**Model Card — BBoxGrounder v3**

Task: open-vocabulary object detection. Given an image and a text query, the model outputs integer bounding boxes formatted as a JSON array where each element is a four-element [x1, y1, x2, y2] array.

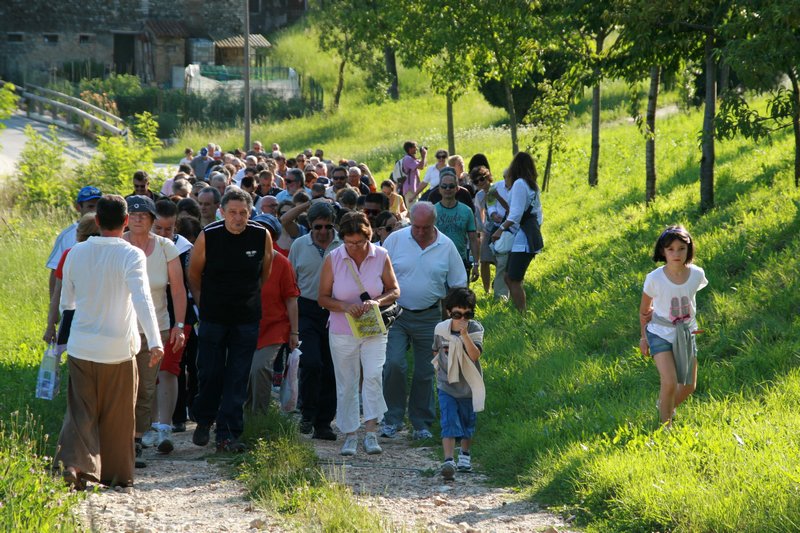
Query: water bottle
[[35, 344, 60, 400]]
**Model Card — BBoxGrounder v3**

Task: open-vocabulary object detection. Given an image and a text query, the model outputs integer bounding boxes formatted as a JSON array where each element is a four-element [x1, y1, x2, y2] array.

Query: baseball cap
[[200, 147, 208, 157], [438, 166, 457, 179], [126, 195, 156, 216], [76, 186, 102, 203], [252, 213, 282, 240]]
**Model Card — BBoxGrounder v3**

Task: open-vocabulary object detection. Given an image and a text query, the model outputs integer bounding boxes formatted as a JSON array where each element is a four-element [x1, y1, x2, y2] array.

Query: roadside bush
[[16, 125, 69, 207]]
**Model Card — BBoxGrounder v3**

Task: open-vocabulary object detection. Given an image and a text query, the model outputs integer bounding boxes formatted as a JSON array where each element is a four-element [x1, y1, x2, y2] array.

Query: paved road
[[0, 111, 96, 176]]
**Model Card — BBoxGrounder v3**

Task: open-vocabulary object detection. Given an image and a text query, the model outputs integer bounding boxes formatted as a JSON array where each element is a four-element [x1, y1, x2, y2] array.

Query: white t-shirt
[[644, 264, 708, 343], [143, 235, 181, 332], [46, 223, 77, 269], [422, 164, 442, 189]]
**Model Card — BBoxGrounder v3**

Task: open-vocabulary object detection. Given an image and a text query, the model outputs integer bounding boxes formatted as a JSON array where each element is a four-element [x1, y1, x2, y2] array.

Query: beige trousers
[[134, 331, 169, 434], [54, 356, 138, 487]]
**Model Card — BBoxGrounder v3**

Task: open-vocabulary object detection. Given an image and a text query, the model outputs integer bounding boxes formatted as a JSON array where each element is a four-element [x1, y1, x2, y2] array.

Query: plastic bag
[[35, 343, 61, 400], [279, 346, 301, 413]]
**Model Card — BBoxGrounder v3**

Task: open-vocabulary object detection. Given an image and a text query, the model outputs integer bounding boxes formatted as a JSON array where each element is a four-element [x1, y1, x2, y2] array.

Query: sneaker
[[457, 453, 472, 472], [440, 459, 456, 481], [216, 439, 246, 453], [412, 428, 433, 440], [134, 441, 146, 469], [340, 435, 358, 456], [363, 432, 382, 455], [192, 423, 211, 446], [312, 426, 337, 441], [380, 423, 400, 438], [299, 418, 314, 435], [172, 422, 186, 433], [156, 427, 174, 454], [141, 428, 159, 448]]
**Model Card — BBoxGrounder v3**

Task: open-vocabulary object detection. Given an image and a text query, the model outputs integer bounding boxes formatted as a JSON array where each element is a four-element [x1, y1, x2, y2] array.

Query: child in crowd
[[639, 225, 708, 426], [433, 288, 485, 481]]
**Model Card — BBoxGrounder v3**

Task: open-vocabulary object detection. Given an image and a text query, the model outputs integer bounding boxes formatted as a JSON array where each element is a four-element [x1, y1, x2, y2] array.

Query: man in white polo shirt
[[55, 194, 163, 489], [381, 201, 467, 440]]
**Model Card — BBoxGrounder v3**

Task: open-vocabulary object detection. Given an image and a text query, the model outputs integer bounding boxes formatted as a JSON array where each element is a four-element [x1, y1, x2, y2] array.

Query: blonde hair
[[76, 212, 100, 242]]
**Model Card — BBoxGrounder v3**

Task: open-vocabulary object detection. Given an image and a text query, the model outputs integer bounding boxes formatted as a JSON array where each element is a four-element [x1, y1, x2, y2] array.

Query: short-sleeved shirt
[[423, 164, 442, 189], [142, 234, 181, 332], [644, 264, 708, 343], [46, 223, 78, 269], [400, 154, 422, 195], [382, 226, 467, 310], [288, 233, 341, 301], [434, 201, 476, 262], [433, 320, 484, 398], [258, 252, 300, 348], [55, 248, 71, 280], [328, 244, 389, 335]]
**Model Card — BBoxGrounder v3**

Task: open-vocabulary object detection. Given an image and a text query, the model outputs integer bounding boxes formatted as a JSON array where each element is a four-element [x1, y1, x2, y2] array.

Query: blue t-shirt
[[435, 201, 476, 261]]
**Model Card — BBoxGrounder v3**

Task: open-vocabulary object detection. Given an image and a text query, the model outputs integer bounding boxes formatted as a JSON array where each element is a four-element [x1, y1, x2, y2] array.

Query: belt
[[402, 301, 440, 313]]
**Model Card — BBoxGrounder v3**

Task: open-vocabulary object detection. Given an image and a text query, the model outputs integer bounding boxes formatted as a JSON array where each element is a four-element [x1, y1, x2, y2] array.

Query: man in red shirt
[[247, 214, 300, 412]]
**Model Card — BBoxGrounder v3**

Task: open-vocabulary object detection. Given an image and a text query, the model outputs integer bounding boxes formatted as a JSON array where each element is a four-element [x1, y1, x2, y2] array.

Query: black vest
[[200, 220, 266, 324]]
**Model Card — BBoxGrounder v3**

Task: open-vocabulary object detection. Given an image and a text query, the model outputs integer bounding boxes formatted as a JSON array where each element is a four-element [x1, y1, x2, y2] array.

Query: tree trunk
[[384, 45, 399, 100], [788, 68, 800, 188], [542, 140, 554, 192], [645, 65, 660, 205], [446, 89, 455, 154], [504, 80, 519, 155], [588, 32, 605, 187], [700, 32, 716, 211], [333, 56, 347, 110]]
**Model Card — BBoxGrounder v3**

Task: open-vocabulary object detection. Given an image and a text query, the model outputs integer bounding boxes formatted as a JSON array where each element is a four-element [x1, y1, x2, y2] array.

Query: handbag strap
[[344, 255, 368, 294]]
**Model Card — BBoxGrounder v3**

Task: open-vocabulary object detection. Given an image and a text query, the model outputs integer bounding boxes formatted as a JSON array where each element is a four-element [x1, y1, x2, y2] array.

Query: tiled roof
[[213, 34, 271, 49], [145, 20, 189, 38]]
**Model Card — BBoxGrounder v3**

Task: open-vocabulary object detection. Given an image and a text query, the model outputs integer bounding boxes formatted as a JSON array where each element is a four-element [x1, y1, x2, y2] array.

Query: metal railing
[[19, 84, 127, 139]]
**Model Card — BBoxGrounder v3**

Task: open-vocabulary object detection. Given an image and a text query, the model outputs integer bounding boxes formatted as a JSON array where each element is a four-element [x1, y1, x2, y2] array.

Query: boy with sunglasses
[[432, 287, 485, 481]]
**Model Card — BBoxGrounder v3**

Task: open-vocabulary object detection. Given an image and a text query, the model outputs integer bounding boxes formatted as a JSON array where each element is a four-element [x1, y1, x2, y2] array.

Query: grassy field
[[4, 18, 800, 532]]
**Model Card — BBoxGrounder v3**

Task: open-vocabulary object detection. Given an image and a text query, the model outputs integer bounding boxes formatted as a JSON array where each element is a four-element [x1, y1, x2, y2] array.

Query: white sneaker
[[457, 452, 472, 472], [340, 435, 358, 456], [156, 427, 174, 454], [441, 459, 457, 481], [141, 428, 159, 448], [363, 432, 382, 455]]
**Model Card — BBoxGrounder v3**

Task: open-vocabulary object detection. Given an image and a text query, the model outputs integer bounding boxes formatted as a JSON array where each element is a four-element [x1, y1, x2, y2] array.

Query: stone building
[[0, 0, 304, 87]]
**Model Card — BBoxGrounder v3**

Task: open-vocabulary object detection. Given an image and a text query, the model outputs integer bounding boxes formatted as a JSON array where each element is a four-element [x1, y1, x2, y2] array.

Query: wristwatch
[[175, 322, 185, 329]]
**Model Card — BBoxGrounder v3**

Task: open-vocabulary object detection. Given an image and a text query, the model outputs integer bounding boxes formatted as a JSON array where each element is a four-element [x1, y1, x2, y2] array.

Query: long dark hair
[[507, 151, 539, 192]]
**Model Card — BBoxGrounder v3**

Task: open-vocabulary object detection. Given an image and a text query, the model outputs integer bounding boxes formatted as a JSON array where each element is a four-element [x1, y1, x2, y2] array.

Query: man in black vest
[[188, 188, 273, 452]]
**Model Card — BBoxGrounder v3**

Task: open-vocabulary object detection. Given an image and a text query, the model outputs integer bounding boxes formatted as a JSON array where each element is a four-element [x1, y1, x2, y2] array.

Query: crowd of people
[[45, 139, 552, 489]]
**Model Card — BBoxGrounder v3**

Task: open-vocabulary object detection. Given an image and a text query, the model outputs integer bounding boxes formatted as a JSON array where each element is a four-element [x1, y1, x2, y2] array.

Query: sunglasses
[[333, 176, 347, 181], [379, 226, 393, 234], [436, 155, 447, 160], [313, 224, 334, 231], [472, 177, 486, 184], [363, 208, 380, 215], [440, 183, 457, 190], [449, 310, 474, 320]]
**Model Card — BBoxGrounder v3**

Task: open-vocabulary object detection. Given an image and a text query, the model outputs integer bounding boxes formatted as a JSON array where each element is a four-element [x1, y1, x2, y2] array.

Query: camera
[[421, 145, 428, 151]]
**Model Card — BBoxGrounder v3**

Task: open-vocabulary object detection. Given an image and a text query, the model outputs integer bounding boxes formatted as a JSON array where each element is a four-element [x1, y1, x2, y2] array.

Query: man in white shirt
[[381, 201, 467, 440], [45, 186, 102, 299], [55, 194, 163, 490]]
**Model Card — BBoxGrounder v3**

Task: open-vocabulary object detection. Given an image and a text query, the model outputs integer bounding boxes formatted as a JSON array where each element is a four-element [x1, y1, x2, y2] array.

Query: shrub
[[16, 125, 69, 207]]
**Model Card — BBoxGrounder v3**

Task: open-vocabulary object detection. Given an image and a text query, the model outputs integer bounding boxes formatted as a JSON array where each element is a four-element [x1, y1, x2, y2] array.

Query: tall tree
[[545, 0, 617, 186], [717, 0, 800, 188]]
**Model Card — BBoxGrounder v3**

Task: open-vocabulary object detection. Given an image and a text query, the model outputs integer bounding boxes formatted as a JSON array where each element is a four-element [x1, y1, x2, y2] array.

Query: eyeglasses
[[313, 224, 334, 231], [440, 183, 457, 190], [344, 239, 368, 247], [472, 177, 486, 184], [449, 310, 474, 319]]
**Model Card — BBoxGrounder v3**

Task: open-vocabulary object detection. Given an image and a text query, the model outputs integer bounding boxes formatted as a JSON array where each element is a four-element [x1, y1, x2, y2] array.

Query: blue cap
[[126, 195, 156, 217], [252, 213, 282, 240], [76, 186, 102, 203], [200, 147, 208, 157]]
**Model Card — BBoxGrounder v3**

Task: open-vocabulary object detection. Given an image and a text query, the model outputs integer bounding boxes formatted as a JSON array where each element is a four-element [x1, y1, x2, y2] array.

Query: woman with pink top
[[318, 211, 400, 457]]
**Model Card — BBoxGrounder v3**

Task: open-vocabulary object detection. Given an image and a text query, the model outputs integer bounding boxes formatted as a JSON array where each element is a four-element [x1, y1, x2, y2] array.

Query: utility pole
[[243, 0, 251, 151]]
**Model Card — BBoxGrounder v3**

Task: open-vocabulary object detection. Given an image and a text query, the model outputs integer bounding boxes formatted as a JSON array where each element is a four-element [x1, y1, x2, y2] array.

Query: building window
[[79, 34, 93, 44], [43, 34, 59, 44], [7, 33, 23, 43], [249, 0, 260, 13]]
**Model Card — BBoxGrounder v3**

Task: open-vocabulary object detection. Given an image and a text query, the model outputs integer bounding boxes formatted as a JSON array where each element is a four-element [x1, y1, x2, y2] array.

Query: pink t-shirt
[[328, 243, 388, 335], [400, 154, 422, 195]]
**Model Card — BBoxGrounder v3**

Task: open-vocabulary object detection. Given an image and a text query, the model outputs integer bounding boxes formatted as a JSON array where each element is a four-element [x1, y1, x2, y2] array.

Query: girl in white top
[[639, 225, 708, 426]]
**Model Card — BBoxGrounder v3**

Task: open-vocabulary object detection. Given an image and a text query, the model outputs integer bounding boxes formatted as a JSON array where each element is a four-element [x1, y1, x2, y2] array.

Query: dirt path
[[74, 421, 574, 532]]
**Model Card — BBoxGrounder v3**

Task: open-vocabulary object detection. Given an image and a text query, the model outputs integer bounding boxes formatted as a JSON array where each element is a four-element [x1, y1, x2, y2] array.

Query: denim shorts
[[438, 389, 477, 439], [645, 329, 673, 356]]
